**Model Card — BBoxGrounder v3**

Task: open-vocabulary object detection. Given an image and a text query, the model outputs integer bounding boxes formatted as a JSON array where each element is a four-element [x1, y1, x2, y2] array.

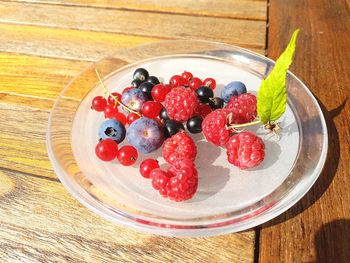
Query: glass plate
[[46, 40, 328, 237]]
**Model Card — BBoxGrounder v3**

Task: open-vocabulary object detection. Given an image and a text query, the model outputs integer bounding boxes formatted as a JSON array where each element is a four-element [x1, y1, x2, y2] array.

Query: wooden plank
[[0, 2, 266, 49], [0, 52, 90, 99], [0, 102, 53, 178], [0, 23, 160, 61], [0, 52, 92, 177], [8, 0, 267, 20], [259, 0, 350, 262], [0, 168, 255, 262], [0, 92, 54, 111], [0, 23, 265, 60]]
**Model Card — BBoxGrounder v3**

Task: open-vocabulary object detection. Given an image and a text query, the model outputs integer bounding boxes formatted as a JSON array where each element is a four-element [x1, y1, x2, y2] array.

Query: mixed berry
[[91, 68, 266, 202]]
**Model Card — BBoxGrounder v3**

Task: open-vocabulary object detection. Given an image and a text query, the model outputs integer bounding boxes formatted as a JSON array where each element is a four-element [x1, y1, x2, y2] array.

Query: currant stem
[[229, 120, 261, 129], [95, 69, 142, 117]]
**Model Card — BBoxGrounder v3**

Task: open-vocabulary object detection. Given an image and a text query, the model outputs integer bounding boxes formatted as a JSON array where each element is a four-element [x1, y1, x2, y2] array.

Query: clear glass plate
[[46, 40, 328, 237]]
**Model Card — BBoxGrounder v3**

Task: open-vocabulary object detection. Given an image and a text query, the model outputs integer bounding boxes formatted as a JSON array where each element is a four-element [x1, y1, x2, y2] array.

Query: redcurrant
[[169, 75, 186, 87], [189, 77, 202, 91], [117, 145, 138, 166], [151, 84, 170, 102], [181, 71, 193, 81], [95, 139, 118, 161], [104, 104, 119, 118], [154, 117, 164, 127], [113, 112, 128, 125], [164, 84, 172, 92], [140, 159, 160, 178], [203, 77, 216, 90], [108, 92, 122, 105], [141, 101, 163, 119], [91, 96, 107, 111], [127, 112, 141, 125]]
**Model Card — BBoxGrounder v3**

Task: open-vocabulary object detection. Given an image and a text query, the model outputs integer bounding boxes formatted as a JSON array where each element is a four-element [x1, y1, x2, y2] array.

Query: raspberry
[[225, 131, 265, 169], [162, 132, 197, 164], [202, 109, 230, 146], [167, 158, 198, 202], [164, 87, 199, 122], [150, 158, 198, 202], [150, 168, 170, 195], [225, 93, 257, 124]]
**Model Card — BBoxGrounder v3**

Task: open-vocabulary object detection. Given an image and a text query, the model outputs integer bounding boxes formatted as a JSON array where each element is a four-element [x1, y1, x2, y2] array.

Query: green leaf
[[257, 29, 299, 124]]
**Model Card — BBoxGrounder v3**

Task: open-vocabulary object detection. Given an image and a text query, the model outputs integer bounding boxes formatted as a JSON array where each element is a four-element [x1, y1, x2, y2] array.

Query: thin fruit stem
[[229, 120, 261, 129], [95, 69, 142, 117]]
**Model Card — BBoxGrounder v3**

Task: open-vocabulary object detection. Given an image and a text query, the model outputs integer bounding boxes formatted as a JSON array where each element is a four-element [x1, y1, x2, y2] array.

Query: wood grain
[[0, 93, 54, 111], [0, 53, 89, 178], [0, 168, 255, 262], [0, 1, 269, 261], [0, 23, 160, 61], [0, 102, 53, 178], [0, 52, 90, 99], [8, 0, 267, 20], [259, 0, 350, 262], [0, 2, 266, 49]]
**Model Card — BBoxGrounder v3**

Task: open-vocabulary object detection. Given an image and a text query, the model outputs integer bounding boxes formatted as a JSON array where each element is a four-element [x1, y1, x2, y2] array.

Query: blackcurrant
[[186, 115, 203, 134], [147, 76, 160, 85], [164, 120, 184, 138], [159, 107, 170, 121], [139, 82, 154, 100], [209, 97, 224, 109], [133, 68, 149, 82], [131, 79, 142, 88], [195, 86, 214, 103]]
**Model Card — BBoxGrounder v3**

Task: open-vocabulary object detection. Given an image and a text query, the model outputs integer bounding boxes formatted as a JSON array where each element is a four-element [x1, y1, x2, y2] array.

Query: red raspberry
[[167, 158, 198, 202], [224, 93, 257, 124], [202, 109, 230, 146], [162, 132, 197, 164], [164, 87, 199, 122], [150, 158, 198, 202], [150, 168, 170, 195], [225, 131, 265, 169]]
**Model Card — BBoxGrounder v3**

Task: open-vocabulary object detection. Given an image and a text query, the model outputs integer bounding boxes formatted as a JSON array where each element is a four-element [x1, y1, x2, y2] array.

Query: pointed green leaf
[[257, 29, 299, 124]]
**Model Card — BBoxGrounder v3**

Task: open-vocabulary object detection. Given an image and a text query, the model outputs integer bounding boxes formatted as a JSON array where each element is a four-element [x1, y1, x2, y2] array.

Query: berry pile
[[91, 68, 266, 202]]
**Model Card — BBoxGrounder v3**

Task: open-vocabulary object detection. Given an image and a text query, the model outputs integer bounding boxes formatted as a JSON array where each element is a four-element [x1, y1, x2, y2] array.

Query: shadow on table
[[262, 97, 347, 227], [311, 219, 350, 263]]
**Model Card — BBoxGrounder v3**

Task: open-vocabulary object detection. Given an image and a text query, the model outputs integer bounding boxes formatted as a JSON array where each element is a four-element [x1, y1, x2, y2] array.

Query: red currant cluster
[[91, 68, 265, 202]]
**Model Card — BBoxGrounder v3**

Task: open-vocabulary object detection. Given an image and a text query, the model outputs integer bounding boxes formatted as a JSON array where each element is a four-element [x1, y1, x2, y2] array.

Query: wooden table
[[0, 0, 349, 262]]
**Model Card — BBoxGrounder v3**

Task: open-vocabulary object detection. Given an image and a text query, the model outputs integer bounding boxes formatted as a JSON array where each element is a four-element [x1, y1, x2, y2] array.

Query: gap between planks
[[3, 0, 267, 21]]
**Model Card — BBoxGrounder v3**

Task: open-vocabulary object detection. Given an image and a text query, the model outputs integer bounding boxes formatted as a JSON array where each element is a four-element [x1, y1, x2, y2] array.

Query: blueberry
[[133, 68, 149, 82], [146, 76, 160, 85], [121, 88, 148, 112], [196, 86, 214, 103], [139, 82, 154, 100], [131, 79, 142, 88], [186, 116, 203, 134], [159, 107, 169, 121], [126, 117, 164, 154], [98, 119, 126, 143], [209, 97, 224, 109], [221, 81, 247, 102], [164, 120, 184, 138]]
